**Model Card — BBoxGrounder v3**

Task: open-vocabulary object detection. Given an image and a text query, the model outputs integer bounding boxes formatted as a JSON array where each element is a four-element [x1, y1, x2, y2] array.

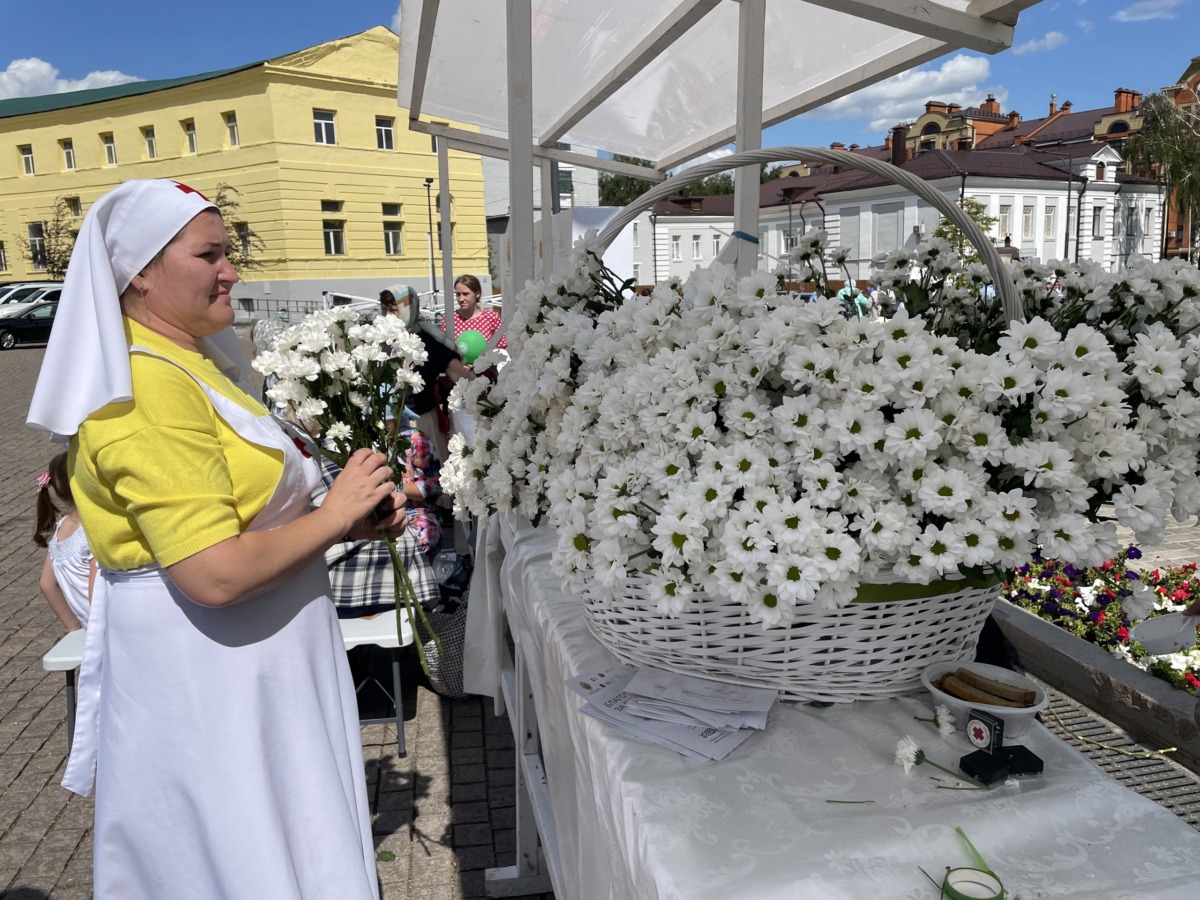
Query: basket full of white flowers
[[444, 148, 1200, 702]]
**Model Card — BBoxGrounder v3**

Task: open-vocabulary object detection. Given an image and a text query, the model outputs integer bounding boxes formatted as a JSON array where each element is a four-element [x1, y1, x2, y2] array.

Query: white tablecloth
[[465, 514, 1200, 900]]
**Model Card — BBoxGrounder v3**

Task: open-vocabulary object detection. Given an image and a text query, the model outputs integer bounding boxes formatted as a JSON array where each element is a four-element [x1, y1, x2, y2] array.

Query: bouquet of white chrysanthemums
[[252, 307, 442, 664], [444, 230, 1200, 629]]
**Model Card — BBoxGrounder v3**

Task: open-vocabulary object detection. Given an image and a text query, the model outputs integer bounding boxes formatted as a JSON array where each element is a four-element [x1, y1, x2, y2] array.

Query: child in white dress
[[35, 451, 95, 630]]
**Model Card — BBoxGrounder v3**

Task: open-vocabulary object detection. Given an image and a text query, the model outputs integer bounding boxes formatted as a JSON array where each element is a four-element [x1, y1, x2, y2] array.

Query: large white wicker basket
[[583, 576, 999, 703]]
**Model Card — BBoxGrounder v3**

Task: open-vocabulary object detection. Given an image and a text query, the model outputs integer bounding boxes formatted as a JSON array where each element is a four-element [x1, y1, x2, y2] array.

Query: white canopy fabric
[[399, 0, 1039, 172]]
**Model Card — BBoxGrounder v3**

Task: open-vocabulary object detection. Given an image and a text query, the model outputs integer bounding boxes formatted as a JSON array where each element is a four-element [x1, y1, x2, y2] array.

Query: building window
[[101, 133, 117, 166], [1144, 207, 1154, 237], [382, 202, 401, 218], [632, 262, 640, 283], [435, 223, 456, 252], [713, 234, 722, 256], [632, 222, 639, 248], [1022, 205, 1034, 240], [65, 197, 82, 217], [998, 204, 1012, 239], [671, 234, 681, 260], [323, 220, 345, 255], [383, 222, 402, 255], [320, 199, 343, 214], [61, 139, 75, 171], [142, 127, 157, 159], [1092, 205, 1104, 237], [1095, 162, 1106, 182], [235, 223, 252, 257], [1043, 206, 1056, 239], [692, 234, 702, 259], [1126, 207, 1138, 236], [375, 117, 394, 150], [0, 241, 7, 270], [27, 223, 46, 269], [19, 145, 34, 176], [224, 112, 239, 147], [182, 119, 198, 155], [314, 110, 336, 145]]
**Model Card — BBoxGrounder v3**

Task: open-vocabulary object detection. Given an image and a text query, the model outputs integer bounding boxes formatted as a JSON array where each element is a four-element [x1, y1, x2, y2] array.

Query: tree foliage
[[19, 198, 78, 280], [600, 158, 790, 206], [932, 197, 997, 267], [1125, 92, 1200, 263], [213, 182, 269, 271]]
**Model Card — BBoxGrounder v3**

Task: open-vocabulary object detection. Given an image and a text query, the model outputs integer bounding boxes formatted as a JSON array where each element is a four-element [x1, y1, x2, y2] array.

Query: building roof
[[975, 102, 1138, 149], [0, 63, 262, 120]]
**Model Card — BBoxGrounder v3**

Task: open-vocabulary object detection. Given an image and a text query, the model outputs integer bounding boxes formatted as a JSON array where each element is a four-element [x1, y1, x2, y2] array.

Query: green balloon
[[456, 329, 487, 363]]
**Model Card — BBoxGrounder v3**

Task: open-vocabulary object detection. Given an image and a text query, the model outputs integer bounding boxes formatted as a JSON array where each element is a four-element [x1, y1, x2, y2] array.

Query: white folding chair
[[339, 610, 415, 757], [42, 629, 86, 752]]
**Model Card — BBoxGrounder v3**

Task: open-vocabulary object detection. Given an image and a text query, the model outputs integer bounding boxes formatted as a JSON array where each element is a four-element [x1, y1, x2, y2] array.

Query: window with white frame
[[632, 222, 639, 247], [632, 262, 640, 283], [692, 234, 702, 259], [0, 241, 7, 270], [313, 110, 336, 145], [1126, 206, 1138, 236], [142, 127, 157, 159], [1022, 205, 1034, 240], [713, 233, 721, 257], [998, 204, 1012, 239], [1092, 205, 1104, 237], [101, 133, 117, 166], [1144, 207, 1154, 237], [1043, 206, 1056, 239], [671, 234, 681, 260], [375, 116, 394, 150], [235, 223, 252, 258], [323, 220, 345, 255], [224, 112, 239, 148], [19, 145, 34, 176], [27, 223, 46, 269], [382, 203, 403, 255], [61, 139, 75, 171], [182, 119, 197, 155]]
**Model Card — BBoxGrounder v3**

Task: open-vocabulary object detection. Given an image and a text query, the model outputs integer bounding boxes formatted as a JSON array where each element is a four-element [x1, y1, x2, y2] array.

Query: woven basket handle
[[595, 147, 1023, 323]]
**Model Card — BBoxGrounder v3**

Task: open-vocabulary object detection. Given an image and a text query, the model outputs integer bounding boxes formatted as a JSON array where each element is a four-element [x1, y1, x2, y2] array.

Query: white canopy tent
[[399, 0, 1040, 311]]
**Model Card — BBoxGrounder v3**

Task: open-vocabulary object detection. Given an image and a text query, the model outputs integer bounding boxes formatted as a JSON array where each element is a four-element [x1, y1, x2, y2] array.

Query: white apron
[[64, 348, 380, 900]]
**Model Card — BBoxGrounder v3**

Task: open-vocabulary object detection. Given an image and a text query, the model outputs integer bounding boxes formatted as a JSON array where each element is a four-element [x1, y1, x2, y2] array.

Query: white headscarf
[[27, 179, 250, 436]]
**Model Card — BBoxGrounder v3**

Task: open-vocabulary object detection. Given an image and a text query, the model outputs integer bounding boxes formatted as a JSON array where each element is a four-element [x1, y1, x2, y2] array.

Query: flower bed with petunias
[[1003, 547, 1200, 696], [446, 227, 1200, 631]]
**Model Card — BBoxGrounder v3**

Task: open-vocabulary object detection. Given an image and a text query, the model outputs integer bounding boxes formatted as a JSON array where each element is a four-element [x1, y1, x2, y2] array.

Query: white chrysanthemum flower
[[883, 408, 943, 461], [895, 735, 922, 774]]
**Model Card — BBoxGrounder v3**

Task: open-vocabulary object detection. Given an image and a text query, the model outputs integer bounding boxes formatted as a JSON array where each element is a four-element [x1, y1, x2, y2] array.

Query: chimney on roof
[[947, 103, 961, 115], [981, 94, 1000, 115], [890, 123, 909, 166], [1007, 110, 1020, 129], [884, 134, 892, 150], [925, 100, 948, 114], [1049, 93, 1057, 116], [830, 141, 845, 150], [1114, 88, 1140, 113], [849, 143, 859, 151], [1062, 100, 1072, 113]]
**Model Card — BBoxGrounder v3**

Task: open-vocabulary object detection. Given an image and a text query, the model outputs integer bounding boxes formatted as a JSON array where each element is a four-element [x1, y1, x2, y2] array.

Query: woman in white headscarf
[[28, 180, 404, 900]]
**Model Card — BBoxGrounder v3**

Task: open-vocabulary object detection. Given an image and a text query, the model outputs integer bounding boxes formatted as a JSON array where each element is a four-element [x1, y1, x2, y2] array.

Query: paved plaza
[[1, 340, 1199, 898]]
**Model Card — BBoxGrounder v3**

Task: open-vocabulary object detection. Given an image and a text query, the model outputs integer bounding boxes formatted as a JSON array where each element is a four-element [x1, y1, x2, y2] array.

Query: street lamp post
[[424, 177, 437, 300]]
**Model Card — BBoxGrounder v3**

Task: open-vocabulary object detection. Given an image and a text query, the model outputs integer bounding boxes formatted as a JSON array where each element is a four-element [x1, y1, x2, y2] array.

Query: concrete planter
[[992, 599, 1200, 775]]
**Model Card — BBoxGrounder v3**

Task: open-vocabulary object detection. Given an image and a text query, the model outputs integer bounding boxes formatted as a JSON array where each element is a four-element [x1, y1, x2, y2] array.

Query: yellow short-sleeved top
[[70, 318, 284, 571]]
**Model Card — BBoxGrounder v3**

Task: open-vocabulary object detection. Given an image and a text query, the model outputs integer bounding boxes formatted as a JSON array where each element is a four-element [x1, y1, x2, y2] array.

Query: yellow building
[[0, 26, 487, 309]]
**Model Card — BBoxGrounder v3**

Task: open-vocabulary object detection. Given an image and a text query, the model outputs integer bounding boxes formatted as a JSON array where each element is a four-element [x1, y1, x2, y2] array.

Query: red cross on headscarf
[[173, 182, 211, 202]]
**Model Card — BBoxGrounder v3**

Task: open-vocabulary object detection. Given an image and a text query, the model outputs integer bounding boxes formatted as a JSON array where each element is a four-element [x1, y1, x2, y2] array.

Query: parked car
[[0, 302, 57, 349], [0, 282, 56, 306], [0, 285, 62, 318]]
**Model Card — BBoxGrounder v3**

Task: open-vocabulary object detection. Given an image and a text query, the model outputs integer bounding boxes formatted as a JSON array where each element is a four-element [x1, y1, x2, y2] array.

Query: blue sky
[[0, 1, 1194, 160]]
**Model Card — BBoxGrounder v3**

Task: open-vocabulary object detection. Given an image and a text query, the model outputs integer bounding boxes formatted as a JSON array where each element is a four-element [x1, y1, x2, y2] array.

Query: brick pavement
[[0, 346, 550, 900]]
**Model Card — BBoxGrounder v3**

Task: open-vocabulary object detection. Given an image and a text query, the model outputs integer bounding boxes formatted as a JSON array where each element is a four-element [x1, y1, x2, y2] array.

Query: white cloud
[[808, 54, 1006, 134], [391, 2, 403, 34], [1013, 31, 1068, 55], [1079, 19, 1096, 32], [0, 58, 140, 101], [1113, 0, 1186, 22]]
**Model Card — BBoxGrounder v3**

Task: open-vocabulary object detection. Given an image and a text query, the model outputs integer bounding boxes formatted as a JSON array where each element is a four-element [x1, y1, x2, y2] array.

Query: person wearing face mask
[[378, 284, 473, 464], [452, 273, 506, 350], [28, 180, 406, 900]]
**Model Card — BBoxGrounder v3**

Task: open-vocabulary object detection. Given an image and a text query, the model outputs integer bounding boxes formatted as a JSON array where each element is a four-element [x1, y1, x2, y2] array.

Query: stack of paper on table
[[566, 665, 777, 761]]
